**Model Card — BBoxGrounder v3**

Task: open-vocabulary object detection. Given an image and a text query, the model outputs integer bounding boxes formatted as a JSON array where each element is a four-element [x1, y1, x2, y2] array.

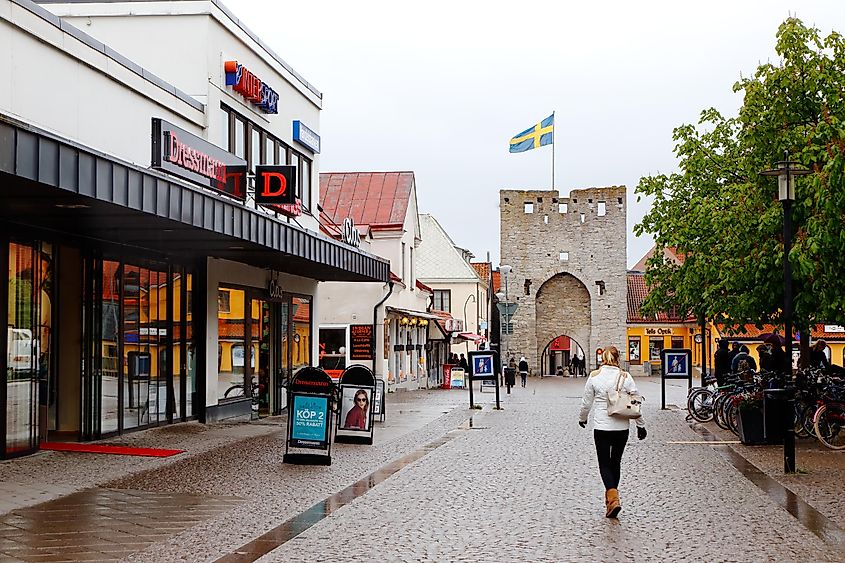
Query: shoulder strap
[[615, 369, 626, 392]]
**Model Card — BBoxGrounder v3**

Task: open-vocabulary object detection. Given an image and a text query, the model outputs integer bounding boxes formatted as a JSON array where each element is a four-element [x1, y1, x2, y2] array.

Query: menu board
[[350, 324, 374, 360]]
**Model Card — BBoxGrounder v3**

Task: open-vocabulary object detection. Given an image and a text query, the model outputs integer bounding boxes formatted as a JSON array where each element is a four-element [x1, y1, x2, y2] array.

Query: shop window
[[628, 336, 641, 364], [319, 327, 348, 375], [649, 337, 664, 362], [433, 290, 451, 313], [671, 336, 684, 349], [217, 287, 245, 401], [291, 296, 312, 372]]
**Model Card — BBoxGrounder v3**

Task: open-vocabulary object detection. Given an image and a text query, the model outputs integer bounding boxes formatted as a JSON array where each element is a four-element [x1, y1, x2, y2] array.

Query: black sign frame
[[468, 350, 501, 410], [335, 365, 377, 445], [151, 118, 247, 201], [254, 165, 297, 205], [660, 348, 693, 410], [284, 367, 335, 465], [349, 324, 374, 361]]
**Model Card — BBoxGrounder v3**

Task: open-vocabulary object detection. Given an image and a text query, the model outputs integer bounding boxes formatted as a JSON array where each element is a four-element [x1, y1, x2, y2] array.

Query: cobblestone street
[[1, 377, 844, 562]]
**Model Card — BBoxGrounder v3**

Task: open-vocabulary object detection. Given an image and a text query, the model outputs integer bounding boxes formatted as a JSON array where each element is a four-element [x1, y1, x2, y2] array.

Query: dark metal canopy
[[0, 115, 389, 283]]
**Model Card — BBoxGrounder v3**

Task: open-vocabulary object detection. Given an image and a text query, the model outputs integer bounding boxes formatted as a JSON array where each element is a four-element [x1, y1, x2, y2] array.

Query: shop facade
[[0, 0, 387, 458]]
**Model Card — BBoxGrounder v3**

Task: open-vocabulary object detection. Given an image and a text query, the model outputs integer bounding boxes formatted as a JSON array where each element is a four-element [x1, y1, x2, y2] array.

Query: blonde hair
[[601, 346, 620, 367]]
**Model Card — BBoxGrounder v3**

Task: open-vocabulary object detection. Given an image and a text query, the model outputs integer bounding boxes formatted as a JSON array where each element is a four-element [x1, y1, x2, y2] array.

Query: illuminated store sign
[[224, 60, 279, 114], [293, 120, 320, 153], [151, 118, 247, 200], [255, 165, 297, 205]]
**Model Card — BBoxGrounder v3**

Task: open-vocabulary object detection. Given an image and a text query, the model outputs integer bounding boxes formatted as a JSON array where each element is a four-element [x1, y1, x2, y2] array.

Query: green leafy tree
[[635, 18, 845, 338]]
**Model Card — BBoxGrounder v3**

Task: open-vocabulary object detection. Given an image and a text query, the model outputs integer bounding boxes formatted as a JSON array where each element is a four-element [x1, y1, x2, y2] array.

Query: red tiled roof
[[319, 172, 414, 228], [471, 262, 491, 284], [492, 271, 501, 293], [416, 279, 433, 293], [390, 271, 402, 283], [627, 272, 692, 323]]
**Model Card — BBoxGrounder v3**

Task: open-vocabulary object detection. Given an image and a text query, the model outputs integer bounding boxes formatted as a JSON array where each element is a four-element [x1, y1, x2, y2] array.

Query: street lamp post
[[761, 150, 811, 474], [497, 264, 513, 376], [463, 293, 476, 357]]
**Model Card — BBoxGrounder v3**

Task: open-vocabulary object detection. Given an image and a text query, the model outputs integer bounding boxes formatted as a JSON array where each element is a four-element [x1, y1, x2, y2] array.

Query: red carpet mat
[[40, 442, 184, 457]]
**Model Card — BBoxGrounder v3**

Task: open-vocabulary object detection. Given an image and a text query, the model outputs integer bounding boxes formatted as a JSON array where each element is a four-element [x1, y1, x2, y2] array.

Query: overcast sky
[[226, 0, 844, 268]]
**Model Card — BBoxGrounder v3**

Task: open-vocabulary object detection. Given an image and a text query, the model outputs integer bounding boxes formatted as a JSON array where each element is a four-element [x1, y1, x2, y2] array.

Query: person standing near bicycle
[[578, 346, 647, 518]]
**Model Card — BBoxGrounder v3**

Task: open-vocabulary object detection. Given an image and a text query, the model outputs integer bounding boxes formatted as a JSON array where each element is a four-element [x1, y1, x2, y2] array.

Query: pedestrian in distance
[[714, 339, 732, 387], [518, 356, 529, 387], [578, 346, 647, 518], [459, 353, 470, 374], [731, 344, 757, 374]]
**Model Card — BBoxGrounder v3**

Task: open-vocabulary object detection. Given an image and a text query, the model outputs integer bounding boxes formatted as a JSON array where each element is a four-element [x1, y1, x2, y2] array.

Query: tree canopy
[[634, 18, 845, 333]]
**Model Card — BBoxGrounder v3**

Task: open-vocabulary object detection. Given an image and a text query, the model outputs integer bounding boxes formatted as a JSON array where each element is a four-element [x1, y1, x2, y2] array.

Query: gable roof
[[632, 246, 685, 271], [416, 214, 481, 281], [627, 271, 692, 323], [319, 172, 415, 229]]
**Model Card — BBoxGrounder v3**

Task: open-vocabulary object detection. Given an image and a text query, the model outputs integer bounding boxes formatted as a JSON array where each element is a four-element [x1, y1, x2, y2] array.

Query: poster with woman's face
[[340, 386, 371, 431]]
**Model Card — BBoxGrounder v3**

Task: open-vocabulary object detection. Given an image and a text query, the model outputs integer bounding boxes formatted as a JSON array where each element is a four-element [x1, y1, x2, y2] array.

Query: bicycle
[[224, 375, 263, 412], [812, 381, 845, 450]]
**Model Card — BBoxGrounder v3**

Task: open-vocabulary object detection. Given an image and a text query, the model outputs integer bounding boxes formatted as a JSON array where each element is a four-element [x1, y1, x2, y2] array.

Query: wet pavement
[[0, 377, 843, 561]]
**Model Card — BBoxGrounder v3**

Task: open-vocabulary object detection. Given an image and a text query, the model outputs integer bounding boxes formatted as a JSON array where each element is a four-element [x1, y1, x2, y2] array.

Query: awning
[[456, 332, 485, 343], [0, 114, 389, 283], [385, 306, 442, 320]]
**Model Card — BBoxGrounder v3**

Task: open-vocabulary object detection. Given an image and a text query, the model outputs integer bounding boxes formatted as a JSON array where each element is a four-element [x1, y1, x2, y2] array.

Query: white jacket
[[579, 365, 646, 431]]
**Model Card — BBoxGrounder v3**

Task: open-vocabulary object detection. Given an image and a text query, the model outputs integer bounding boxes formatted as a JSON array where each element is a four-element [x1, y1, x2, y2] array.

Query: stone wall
[[499, 187, 627, 373]]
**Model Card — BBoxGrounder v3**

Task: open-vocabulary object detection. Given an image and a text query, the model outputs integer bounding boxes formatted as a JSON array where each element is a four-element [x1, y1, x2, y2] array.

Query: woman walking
[[578, 346, 647, 518]]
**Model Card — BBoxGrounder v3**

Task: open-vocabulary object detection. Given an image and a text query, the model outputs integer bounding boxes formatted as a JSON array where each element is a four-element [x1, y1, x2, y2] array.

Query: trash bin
[[763, 388, 792, 444]]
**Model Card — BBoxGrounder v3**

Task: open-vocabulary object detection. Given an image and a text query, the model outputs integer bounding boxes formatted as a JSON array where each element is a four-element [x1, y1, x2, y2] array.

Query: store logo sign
[[293, 120, 320, 153], [255, 165, 297, 205], [341, 218, 361, 248], [224, 60, 279, 114]]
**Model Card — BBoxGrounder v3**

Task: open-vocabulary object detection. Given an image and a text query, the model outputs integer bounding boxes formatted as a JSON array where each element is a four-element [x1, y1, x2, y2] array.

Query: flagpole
[[551, 111, 555, 190]]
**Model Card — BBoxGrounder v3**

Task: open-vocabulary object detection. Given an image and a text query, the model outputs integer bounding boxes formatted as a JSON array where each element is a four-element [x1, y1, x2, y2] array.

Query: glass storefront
[[217, 287, 310, 416], [82, 257, 195, 440], [5, 241, 53, 457]]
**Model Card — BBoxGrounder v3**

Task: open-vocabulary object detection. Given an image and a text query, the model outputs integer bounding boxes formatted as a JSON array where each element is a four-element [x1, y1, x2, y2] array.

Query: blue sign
[[290, 395, 329, 448], [293, 120, 321, 154], [472, 354, 495, 378]]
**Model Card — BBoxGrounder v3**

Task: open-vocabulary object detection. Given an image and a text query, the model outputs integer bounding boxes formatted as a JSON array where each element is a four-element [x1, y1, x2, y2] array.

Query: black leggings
[[594, 429, 629, 490]]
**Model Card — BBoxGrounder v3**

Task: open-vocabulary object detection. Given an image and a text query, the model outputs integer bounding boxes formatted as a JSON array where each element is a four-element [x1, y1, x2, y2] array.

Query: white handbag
[[606, 370, 644, 419]]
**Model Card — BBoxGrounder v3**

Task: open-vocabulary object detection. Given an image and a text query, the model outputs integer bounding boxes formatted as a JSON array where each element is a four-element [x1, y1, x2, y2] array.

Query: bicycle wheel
[[814, 403, 845, 450], [224, 384, 245, 398], [713, 394, 731, 430], [793, 401, 811, 438], [687, 388, 714, 422], [723, 400, 739, 436], [802, 404, 819, 439]]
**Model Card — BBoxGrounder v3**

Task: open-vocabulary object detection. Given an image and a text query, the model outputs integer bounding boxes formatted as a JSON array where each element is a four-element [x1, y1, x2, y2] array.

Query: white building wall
[[0, 3, 204, 165]]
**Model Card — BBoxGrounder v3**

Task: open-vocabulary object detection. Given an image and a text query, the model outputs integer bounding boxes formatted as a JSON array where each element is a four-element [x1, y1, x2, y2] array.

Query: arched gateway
[[499, 187, 627, 373]]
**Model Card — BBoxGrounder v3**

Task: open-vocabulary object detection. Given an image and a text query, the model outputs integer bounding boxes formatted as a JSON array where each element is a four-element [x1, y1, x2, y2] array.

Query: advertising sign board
[[284, 367, 335, 465], [660, 348, 693, 410], [290, 395, 330, 448], [349, 324, 374, 360]]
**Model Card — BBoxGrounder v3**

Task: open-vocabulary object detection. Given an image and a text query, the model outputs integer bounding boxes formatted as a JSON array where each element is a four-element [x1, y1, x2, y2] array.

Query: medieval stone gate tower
[[499, 187, 627, 374]]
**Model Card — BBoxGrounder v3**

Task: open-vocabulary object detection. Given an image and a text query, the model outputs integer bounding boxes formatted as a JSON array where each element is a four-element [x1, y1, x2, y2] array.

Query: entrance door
[[4, 241, 53, 458], [82, 258, 187, 439]]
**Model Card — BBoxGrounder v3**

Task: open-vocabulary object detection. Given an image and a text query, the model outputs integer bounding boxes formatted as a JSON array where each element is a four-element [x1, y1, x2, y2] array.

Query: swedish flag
[[509, 114, 554, 153]]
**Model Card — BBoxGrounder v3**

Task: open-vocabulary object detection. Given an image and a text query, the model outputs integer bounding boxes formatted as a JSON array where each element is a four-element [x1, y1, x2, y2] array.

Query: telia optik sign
[[224, 60, 279, 114]]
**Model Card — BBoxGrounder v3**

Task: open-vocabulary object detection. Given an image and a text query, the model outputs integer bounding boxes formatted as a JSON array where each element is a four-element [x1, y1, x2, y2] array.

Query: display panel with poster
[[339, 386, 372, 432], [628, 336, 641, 365]]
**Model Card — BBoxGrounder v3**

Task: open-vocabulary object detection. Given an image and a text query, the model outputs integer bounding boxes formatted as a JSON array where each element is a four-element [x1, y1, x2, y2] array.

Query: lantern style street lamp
[[761, 150, 811, 473]]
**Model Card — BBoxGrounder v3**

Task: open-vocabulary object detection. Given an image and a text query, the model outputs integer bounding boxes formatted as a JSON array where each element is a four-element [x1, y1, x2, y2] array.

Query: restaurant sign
[[151, 118, 247, 200]]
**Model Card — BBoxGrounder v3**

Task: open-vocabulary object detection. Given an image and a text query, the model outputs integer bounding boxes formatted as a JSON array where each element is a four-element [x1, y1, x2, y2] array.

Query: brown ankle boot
[[605, 488, 621, 518]]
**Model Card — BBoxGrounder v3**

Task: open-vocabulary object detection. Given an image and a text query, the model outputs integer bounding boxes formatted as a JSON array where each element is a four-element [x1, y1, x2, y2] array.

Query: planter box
[[737, 408, 766, 445]]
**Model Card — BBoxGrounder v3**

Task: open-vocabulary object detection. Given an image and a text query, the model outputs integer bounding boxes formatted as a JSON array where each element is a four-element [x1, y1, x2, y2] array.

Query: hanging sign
[[255, 165, 297, 205]]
